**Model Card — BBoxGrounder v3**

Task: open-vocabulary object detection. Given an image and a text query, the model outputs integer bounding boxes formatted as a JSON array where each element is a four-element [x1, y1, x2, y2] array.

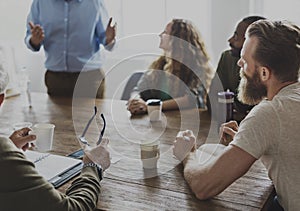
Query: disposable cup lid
[[146, 99, 162, 106], [140, 140, 160, 146], [218, 91, 234, 98], [33, 123, 55, 129]]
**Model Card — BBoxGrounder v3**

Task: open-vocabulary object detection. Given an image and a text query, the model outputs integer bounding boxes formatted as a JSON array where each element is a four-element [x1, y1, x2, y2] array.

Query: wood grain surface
[[0, 93, 274, 210]]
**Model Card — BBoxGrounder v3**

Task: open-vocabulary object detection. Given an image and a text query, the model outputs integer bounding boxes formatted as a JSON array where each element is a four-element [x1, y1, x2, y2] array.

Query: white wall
[[263, 0, 300, 26], [0, 0, 47, 93], [211, 0, 251, 64], [0, 0, 299, 98], [103, 0, 213, 98]]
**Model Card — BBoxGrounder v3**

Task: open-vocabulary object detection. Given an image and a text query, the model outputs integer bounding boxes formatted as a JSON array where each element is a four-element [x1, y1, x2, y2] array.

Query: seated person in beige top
[[173, 20, 300, 211]]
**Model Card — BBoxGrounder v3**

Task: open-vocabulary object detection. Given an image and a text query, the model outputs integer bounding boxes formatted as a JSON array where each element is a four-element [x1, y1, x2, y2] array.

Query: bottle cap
[[218, 90, 234, 103], [218, 90, 234, 99]]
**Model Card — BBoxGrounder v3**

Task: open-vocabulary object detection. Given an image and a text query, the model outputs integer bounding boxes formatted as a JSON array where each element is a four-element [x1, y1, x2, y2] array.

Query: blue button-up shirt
[[25, 0, 110, 72]]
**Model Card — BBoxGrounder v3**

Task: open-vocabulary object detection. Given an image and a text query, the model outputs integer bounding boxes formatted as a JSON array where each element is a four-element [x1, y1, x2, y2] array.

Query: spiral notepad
[[32, 153, 50, 164], [24, 150, 82, 182]]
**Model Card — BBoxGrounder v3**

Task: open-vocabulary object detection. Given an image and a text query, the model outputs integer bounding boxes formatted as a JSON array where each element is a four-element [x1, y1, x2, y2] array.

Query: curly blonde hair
[[149, 19, 215, 93]]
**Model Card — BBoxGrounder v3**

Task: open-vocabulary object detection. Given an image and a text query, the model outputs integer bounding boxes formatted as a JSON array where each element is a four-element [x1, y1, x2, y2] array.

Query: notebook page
[[24, 150, 82, 180]]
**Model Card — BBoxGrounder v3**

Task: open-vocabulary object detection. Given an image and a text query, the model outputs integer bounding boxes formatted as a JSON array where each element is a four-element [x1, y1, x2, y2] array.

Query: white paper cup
[[146, 99, 162, 121], [140, 141, 160, 169], [31, 123, 55, 152]]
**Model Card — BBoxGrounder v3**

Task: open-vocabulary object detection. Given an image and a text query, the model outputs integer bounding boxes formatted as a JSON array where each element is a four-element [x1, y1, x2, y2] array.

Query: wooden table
[[1, 92, 274, 210]]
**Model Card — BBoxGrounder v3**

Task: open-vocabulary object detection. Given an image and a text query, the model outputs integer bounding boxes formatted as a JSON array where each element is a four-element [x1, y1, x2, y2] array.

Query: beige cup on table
[[146, 99, 162, 121], [30, 123, 55, 152], [140, 140, 160, 169]]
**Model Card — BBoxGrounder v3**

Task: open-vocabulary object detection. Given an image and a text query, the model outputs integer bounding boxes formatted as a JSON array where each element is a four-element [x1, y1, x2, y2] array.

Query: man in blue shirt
[[25, 0, 116, 98]]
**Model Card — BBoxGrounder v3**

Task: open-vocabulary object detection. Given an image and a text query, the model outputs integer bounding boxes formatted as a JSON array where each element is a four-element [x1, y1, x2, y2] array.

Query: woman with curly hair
[[127, 19, 215, 114]]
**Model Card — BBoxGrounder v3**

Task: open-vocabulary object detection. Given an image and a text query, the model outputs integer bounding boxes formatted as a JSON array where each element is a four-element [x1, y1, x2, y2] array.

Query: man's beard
[[230, 44, 242, 58], [238, 69, 267, 105]]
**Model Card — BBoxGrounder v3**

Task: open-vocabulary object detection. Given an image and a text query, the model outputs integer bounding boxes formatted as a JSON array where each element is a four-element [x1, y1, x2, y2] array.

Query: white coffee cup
[[140, 140, 160, 169], [146, 99, 162, 121], [31, 123, 55, 152]]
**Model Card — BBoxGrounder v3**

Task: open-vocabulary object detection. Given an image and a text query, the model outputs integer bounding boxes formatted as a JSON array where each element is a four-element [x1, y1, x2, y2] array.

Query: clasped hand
[[127, 98, 147, 115], [219, 120, 239, 145], [173, 130, 196, 162]]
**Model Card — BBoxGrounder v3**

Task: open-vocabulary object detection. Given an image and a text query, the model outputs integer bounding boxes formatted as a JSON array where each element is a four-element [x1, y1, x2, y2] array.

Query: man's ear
[[0, 93, 5, 106], [259, 67, 270, 82]]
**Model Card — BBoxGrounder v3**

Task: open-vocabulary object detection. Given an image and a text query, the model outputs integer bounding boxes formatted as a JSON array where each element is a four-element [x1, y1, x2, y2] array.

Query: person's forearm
[[162, 95, 191, 111], [65, 168, 101, 210], [182, 144, 253, 200], [182, 150, 223, 200], [1, 145, 101, 211], [182, 151, 198, 183]]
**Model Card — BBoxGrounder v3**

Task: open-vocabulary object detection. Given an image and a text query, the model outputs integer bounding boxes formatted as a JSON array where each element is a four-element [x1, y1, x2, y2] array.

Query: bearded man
[[210, 16, 265, 121], [173, 20, 300, 211]]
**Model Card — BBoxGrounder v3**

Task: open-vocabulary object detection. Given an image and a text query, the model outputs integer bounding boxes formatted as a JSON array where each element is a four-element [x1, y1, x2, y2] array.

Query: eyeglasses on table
[[79, 106, 106, 146]]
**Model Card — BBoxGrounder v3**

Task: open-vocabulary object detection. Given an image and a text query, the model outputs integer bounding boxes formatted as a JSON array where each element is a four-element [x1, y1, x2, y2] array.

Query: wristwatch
[[83, 162, 103, 181]]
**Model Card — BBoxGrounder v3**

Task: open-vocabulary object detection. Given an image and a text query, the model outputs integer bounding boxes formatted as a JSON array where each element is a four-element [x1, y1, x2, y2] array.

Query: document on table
[[24, 150, 82, 187]]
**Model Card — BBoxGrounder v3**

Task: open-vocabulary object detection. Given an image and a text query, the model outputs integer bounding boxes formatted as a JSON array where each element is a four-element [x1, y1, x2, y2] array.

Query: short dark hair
[[247, 20, 300, 82], [242, 16, 266, 25]]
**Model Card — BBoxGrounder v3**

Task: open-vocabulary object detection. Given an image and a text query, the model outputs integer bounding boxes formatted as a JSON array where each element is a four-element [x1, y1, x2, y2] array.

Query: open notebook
[[24, 150, 83, 188]]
